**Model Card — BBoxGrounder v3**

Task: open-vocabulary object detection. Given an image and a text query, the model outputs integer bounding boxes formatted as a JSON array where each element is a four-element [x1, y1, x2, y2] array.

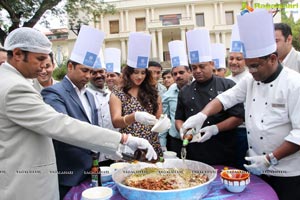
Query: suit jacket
[[41, 77, 98, 187], [0, 63, 121, 200]]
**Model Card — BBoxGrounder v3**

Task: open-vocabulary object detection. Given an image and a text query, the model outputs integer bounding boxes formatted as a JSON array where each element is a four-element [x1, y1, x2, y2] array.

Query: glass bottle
[[134, 149, 164, 163], [91, 153, 102, 187], [181, 128, 195, 160]]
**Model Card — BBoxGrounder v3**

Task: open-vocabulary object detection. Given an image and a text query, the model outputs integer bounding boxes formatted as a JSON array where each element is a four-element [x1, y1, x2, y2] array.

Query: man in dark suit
[[42, 60, 98, 199]]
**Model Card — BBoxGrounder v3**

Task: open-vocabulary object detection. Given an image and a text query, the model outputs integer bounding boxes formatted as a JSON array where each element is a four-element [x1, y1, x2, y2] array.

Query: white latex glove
[[135, 111, 158, 125], [182, 112, 207, 134], [124, 134, 157, 161], [198, 125, 219, 143], [244, 155, 270, 175]]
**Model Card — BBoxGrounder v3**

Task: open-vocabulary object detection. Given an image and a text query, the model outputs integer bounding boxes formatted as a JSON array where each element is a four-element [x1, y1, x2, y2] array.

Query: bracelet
[[123, 115, 129, 126]]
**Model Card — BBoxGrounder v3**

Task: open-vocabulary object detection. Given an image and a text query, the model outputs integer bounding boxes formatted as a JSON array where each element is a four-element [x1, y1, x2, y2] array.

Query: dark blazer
[[41, 76, 98, 187]]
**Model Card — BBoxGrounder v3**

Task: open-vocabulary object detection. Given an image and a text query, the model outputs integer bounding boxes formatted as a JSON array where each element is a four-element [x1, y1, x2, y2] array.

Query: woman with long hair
[[110, 65, 163, 157]]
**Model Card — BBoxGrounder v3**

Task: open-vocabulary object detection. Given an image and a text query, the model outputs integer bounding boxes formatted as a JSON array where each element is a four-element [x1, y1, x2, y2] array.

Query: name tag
[[272, 103, 285, 108]]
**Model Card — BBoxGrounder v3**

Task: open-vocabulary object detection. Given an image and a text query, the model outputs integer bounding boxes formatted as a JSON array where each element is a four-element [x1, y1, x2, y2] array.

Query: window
[[160, 14, 181, 26], [109, 20, 119, 34], [196, 13, 205, 27], [225, 11, 234, 25], [136, 18, 146, 32]]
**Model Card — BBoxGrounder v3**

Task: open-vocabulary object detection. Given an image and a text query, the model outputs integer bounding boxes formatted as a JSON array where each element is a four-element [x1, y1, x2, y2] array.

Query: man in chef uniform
[[181, 10, 300, 200]]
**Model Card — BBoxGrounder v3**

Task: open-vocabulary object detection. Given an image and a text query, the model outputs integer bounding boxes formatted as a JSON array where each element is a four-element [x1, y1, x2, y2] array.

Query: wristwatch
[[268, 152, 278, 165]]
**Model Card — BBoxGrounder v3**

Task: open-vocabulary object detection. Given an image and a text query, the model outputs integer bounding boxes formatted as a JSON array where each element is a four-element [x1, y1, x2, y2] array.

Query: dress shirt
[[282, 47, 300, 73]]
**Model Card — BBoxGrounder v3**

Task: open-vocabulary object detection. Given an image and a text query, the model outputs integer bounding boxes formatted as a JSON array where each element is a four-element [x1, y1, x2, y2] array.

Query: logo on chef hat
[[106, 63, 114, 72], [190, 51, 199, 64], [137, 56, 148, 68], [172, 56, 180, 67], [83, 52, 97, 67], [213, 58, 220, 68]]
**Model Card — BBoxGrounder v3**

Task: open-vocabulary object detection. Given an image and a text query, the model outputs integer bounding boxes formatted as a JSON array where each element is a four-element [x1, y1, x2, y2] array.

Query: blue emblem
[[190, 51, 199, 64], [106, 63, 114, 72], [213, 58, 219, 68], [172, 56, 180, 67], [136, 56, 148, 68], [93, 57, 102, 69], [83, 52, 97, 67]]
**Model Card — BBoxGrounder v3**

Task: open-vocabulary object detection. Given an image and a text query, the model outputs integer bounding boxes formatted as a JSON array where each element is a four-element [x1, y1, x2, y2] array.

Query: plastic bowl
[[100, 166, 113, 183], [110, 162, 130, 172], [163, 151, 177, 159], [220, 169, 250, 193], [81, 186, 113, 200]]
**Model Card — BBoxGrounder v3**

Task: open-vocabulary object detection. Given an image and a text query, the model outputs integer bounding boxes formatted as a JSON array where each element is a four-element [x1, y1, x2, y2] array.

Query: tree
[[0, 0, 116, 45], [281, 10, 300, 51]]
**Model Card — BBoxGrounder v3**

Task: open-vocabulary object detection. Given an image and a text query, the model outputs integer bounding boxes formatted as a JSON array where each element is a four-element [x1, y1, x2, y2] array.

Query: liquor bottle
[[91, 153, 102, 187], [181, 128, 195, 160]]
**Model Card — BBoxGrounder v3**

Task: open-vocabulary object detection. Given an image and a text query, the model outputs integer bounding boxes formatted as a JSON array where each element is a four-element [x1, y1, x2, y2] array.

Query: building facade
[[50, 0, 281, 66]]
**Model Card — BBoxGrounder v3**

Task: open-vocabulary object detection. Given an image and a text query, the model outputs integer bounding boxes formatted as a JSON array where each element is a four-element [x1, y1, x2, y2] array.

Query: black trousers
[[261, 174, 300, 200]]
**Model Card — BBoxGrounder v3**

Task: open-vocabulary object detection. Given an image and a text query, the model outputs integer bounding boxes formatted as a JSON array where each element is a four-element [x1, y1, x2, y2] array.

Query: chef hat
[[168, 40, 188, 68], [237, 9, 276, 58], [211, 43, 226, 69], [104, 48, 121, 73], [93, 49, 105, 69], [230, 24, 245, 55], [186, 28, 212, 64], [127, 32, 151, 68], [70, 25, 105, 67]]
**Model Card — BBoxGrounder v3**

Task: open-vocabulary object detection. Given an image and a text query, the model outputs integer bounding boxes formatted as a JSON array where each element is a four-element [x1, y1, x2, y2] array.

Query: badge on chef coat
[[127, 32, 151, 69], [70, 25, 105, 67], [237, 9, 276, 58], [186, 28, 212, 64], [168, 40, 188, 68], [230, 24, 246, 56], [104, 48, 121, 73], [211, 43, 226, 69]]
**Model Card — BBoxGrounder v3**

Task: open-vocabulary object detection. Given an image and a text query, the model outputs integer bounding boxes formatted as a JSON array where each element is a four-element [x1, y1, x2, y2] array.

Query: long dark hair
[[122, 65, 159, 114]]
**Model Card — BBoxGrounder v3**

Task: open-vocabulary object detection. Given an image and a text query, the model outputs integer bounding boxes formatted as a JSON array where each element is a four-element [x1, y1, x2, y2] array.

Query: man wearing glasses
[[181, 10, 300, 200]]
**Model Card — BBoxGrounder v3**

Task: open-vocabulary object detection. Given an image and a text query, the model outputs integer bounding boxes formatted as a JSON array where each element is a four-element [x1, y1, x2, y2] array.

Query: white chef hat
[[168, 40, 188, 68], [230, 24, 245, 55], [93, 49, 105, 69], [211, 43, 226, 69], [4, 27, 52, 54], [186, 28, 212, 64], [237, 9, 276, 58], [70, 25, 105, 67], [127, 32, 151, 68], [104, 48, 121, 73]]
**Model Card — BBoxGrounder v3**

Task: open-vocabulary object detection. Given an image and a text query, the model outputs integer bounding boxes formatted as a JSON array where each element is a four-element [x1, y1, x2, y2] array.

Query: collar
[[66, 76, 87, 94], [195, 75, 214, 87], [88, 83, 108, 96], [261, 63, 283, 84]]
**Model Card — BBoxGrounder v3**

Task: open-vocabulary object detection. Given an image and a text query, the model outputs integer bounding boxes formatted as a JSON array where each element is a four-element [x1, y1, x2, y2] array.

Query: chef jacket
[[218, 64, 300, 177], [176, 76, 245, 166]]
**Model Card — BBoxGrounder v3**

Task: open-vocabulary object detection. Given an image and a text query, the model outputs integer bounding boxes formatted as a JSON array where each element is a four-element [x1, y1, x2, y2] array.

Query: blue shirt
[[160, 83, 180, 146]]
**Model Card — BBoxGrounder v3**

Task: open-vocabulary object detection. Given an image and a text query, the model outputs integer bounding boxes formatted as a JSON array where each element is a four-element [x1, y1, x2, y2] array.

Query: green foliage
[[0, 0, 116, 45], [53, 58, 68, 81], [65, 0, 116, 28], [281, 11, 300, 51]]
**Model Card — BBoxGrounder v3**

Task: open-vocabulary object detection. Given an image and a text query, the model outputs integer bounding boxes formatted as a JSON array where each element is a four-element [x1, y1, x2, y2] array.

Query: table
[[64, 166, 278, 200]]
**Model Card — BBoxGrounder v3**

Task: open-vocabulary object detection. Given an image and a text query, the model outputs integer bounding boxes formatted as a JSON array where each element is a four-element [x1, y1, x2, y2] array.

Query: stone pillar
[[100, 14, 104, 30], [219, 2, 225, 24], [214, 3, 218, 25], [180, 28, 186, 45], [125, 10, 129, 31], [151, 30, 157, 59], [120, 11, 124, 32], [215, 32, 220, 43], [157, 29, 163, 62], [121, 39, 126, 64], [186, 4, 190, 19]]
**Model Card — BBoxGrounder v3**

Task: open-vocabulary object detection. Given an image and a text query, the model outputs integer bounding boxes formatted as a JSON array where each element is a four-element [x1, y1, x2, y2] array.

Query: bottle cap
[[183, 139, 189, 146]]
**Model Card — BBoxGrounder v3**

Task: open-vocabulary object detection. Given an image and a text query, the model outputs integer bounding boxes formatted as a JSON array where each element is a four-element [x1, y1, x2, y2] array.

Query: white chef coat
[[217, 66, 300, 177], [282, 47, 300, 73]]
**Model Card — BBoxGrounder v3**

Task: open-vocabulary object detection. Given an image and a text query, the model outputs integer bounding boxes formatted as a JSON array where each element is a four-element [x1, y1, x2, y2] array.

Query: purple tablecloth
[[64, 166, 278, 200]]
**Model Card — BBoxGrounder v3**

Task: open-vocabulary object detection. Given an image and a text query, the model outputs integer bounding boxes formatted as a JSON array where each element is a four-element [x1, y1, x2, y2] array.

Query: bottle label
[[91, 175, 99, 187], [183, 139, 189, 146]]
